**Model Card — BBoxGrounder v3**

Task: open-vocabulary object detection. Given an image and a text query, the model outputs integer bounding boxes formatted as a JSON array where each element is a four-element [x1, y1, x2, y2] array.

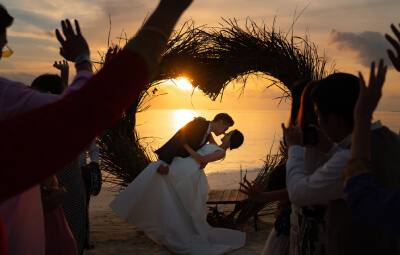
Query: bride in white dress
[[110, 130, 246, 254]]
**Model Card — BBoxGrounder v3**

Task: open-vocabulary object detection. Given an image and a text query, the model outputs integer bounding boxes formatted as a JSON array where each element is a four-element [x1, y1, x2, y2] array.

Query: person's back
[[327, 125, 400, 254], [155, 117, 209, 162]]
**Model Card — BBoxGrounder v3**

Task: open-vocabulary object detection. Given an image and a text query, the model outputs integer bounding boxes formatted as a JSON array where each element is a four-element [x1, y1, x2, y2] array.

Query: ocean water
[[136, 109, 400, 176]]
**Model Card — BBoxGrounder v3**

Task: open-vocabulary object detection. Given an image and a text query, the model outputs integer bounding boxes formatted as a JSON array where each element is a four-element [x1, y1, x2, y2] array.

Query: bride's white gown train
[[110, 144, 246, 254]]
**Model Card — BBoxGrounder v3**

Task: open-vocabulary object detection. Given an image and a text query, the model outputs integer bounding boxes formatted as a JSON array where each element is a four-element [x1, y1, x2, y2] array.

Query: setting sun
[[172, 77, 194, 90]]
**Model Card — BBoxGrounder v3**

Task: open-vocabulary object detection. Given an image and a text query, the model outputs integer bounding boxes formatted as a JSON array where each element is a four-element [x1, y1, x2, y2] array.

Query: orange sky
[[147, 77, 293, 111], [1, 0, 400, 111]]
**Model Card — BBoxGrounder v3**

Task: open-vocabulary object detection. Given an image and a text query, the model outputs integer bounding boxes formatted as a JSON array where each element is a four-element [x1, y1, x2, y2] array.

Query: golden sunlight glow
[[173, 109, 197, 130], [172, 77, 194, 90]]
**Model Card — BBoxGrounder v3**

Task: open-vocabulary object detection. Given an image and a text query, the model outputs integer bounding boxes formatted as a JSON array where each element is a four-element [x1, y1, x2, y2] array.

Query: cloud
[[9, 31, 54, 41], [328, 29, 392, 68], [0, 72, 37, 85], [41, 30, 55, 38], [387, 93, 400, 100]]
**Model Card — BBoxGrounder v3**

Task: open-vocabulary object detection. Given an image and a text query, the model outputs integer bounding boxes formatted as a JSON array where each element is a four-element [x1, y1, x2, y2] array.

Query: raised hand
[[385, 24, 400, 71], [53, 60, 69, 86], [357, 60, 387, 120], [104, 46, 119, 66], [55, 19, 90, 61], [239, 176, 265, 202], [53, 60, 69, 71]]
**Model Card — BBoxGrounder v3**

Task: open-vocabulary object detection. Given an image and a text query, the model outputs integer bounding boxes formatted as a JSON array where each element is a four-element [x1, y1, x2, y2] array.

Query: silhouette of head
[[31, 74, 64, 95], [0, 5, 13, 55], [229, 129, 244, 150], [212, 113, 234, 136], [311, 73, 359, 127]]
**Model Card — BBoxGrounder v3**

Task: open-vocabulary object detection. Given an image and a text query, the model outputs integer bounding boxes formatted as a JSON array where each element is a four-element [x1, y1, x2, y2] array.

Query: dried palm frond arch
[[98, 18, 333, 196], [156, 18, 331, 100]]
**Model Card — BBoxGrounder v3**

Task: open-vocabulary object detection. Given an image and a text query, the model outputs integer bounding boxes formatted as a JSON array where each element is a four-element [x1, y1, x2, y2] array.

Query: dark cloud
[[39, 30, 55, 38], [10, 8, 58, 30], [328, 29, 392, 68]]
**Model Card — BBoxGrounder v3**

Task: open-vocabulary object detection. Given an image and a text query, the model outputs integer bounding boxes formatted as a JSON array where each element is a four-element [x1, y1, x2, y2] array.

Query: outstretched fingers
[[358, 71, 366, 94], [61, 20, 69, 39], [386, 24, 400, 71], [391, 23, 400, 41], [239, 183, 251, 194], [356, 60, 387, 118], [74, 19, 82, 37], [242, 176, 252, 188], [368, 61, 376, 88], [376, 59, 388, 89], [55, 29, 65, 46], [368, 60, 387, 94]]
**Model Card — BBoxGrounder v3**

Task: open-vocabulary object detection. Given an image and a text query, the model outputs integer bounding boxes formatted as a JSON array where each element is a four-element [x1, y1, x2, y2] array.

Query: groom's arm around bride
[[155, 113, 234, 175]]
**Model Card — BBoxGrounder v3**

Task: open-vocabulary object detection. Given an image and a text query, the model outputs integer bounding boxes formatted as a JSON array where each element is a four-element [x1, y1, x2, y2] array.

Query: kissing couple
[[110, 113, 246, 254]]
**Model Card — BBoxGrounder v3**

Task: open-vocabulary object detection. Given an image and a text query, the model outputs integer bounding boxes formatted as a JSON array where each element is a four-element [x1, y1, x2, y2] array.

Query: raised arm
[[341, 60, 399, 232], [55, 20, 92, 74], [123, 0, 192, 77], [349, 60, 386, 163], [385, 24, 400, 71], [183, 144, 225, 164], [0, 0, 194, 202], [53, 60, 69, 87]]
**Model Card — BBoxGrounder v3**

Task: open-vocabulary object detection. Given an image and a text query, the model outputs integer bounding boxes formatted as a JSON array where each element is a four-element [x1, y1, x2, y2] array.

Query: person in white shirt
[[283, 67, 400, 255]]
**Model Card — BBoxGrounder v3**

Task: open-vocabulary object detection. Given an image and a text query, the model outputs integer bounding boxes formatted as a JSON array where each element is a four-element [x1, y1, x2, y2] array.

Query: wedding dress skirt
[[110, 144, 246, 254]]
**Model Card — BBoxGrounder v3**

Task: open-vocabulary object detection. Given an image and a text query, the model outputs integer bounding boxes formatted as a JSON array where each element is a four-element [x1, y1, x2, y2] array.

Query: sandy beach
[[85, 172, 275, 255]]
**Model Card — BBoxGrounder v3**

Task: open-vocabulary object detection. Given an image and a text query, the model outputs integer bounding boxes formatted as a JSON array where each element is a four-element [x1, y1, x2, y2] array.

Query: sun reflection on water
[[173, 109, 198, 130]]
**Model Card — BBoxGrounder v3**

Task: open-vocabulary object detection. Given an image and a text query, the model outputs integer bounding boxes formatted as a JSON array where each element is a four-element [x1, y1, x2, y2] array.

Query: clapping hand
[[239, 176, 265, 203], [56, 19, 90, 61], [385, 24, 400, 71]]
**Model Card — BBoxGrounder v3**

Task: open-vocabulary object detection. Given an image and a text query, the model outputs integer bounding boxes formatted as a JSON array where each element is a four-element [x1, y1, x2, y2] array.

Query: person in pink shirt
[[0, 0, 194, 254], [0, 5, 92, 254]]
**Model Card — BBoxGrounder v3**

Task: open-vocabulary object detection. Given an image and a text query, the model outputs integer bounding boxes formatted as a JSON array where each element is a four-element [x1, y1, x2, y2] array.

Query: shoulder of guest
[[0, 78, 34, 99], [0, 77, 27, 88], [371, 120, 382, 130]]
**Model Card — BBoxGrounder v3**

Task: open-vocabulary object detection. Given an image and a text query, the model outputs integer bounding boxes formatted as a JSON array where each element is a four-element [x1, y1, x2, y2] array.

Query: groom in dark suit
[[155, 113, 234, 175]]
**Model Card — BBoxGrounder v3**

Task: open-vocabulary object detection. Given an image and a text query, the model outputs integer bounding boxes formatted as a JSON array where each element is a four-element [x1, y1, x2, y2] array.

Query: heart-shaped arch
[[98, 19, 332, 188]]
